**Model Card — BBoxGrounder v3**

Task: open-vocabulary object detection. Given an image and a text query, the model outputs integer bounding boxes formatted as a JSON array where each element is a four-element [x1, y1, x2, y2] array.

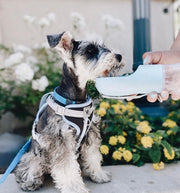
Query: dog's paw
[[90, 170, 111, 184]]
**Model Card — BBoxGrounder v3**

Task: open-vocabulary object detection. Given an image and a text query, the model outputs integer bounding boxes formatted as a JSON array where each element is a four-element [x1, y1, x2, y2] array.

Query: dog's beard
[[108, 62, 124, 77]]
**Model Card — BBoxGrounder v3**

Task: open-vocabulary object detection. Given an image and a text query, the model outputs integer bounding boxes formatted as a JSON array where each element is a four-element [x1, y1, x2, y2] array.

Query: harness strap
[[47, 96, 85, 118], [75, 117, 92, 151]]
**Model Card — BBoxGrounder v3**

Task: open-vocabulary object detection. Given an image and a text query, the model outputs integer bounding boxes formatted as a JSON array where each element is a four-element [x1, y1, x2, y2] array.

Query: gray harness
[[32, 93, 94, 151]]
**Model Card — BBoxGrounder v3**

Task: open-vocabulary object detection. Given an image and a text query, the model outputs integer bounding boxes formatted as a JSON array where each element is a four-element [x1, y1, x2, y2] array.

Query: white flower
[[47, 13, 56, 22], [41, 42, 49, 49], [26, 56, 38, 64], [4, 52, 24, 68], [15, 63, 34, 82], [71, 12, 86, 31], [23, 15, 35, 24], [38, 17, 50, 28], [102, 14, 124, 30], [32, 76, 49, 92], [13, 45, 32, 54]]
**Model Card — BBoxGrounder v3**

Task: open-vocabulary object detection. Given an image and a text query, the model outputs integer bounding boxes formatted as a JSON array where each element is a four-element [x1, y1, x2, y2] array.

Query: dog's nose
[[115, 54, 122, 62], [47, 33, 62, 48]]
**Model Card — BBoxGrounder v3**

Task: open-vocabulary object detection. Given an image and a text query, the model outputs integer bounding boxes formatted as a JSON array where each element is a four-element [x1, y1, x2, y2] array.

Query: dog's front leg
[[80, 124, 111, 183], [15, 144, 45, 191], [50, 131, 89, 193]]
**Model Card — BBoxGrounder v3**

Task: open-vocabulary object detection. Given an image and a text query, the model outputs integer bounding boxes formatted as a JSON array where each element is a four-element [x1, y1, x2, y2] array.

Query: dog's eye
[[85, 44, 99, 58]]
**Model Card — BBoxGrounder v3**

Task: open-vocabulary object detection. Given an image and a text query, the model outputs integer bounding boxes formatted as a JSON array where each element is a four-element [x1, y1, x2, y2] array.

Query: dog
[[15, 31, 122, 193]]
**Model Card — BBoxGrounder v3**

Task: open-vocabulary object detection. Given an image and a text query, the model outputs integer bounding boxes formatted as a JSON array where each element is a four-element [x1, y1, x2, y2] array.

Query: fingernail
[[143, 57, 149, 65], [150, 93, 156, 99], [161, 93, 166, 98]]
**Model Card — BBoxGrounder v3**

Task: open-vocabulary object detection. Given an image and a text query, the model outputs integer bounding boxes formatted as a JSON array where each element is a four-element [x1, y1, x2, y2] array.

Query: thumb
[[142, 51, 163, 65]]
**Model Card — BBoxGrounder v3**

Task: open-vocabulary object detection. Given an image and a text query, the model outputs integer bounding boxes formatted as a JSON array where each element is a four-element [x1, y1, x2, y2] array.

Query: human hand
[[142, 51, 180, 102]]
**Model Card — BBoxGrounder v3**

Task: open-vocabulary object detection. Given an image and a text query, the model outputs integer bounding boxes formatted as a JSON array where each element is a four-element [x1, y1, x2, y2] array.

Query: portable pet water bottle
[[95, 64, 165, 99]]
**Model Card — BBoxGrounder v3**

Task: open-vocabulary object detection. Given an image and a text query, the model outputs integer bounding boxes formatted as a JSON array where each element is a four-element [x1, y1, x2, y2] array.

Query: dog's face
[[47, 31, 122, 89]]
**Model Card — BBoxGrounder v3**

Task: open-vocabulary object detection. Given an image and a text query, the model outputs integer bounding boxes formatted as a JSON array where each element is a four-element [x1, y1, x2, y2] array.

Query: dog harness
[[32, 89, 94, 151], [0, 89, 94, 184]]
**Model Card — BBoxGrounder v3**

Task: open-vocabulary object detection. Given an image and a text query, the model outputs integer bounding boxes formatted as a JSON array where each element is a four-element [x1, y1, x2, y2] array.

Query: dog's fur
[[15, 32, 122, 193]]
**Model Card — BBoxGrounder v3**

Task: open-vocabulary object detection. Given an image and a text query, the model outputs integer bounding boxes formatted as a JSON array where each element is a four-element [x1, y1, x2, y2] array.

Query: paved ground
[[1, 163, 180, 193]]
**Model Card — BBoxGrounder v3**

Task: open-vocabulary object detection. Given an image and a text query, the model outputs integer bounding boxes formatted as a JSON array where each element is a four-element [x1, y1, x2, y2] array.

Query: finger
[[147, 92, 158, 103], [126, 94, 137, 101], [158, 95, 163, 103], [142, 51, 163, 65], [171, 92, 180, 101], [160, 90, 169, 101]]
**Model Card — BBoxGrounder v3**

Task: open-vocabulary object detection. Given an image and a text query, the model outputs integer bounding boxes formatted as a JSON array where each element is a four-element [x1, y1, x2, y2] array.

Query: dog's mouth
[[103, 70, 110, 77], [103, 62, 124, 77]]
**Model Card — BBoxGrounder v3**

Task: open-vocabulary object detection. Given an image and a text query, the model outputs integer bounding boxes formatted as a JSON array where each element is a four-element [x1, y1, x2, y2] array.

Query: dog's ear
[[48, 32, 74, 66], [47, 31, 73, 52], [59, 31, 73, 52]]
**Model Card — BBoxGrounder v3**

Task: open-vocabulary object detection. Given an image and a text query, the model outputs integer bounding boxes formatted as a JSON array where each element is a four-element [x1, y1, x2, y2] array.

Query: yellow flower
[[163, 148, 175, 160], [123, 150, 133, 162], [126, 102, 135, 113], [127, 101, 135, 106], [167, 130, 173, 135], [162, 119, 177, 128], [109, 136, 118, 146], [135, 120, 140, 125], [117, 100, 123, 105], [112, 103, 120, 113], [136, 132, 142, 142], [120, 104, 127, 113], [168, 112, 174, 117], [97, 107, 106, 117], [137, 121, 151, 134], [153, 161, 165, 170], [112, 151, 122, 160], [100, 145, 109, 155], [118, 147, 126, 153], [100, 102, 110, 109], [123, 131, 128, 136], [117, 135, 126, 144], [141, 136, 153, 148]]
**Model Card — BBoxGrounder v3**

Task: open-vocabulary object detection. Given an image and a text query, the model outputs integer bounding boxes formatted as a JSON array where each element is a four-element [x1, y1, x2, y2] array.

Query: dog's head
[[47, 31, 122, 89]]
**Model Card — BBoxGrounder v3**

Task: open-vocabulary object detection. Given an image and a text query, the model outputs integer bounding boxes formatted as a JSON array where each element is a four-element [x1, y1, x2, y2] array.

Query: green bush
[[0, 44, 62, 120], [96, 99, 180, 170]]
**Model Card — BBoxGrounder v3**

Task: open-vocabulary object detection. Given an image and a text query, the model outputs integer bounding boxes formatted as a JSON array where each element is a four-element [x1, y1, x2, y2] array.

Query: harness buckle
[[83, 106, 94, 118], [56, 106, 65, 115]]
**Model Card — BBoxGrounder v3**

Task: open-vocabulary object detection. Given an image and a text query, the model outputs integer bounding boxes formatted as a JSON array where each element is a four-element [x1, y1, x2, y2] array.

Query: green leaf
[[161, 140, 172, 156], [129, 122, 137, 129], [105, 126, 114, 133], [132, 153, 140, 163], [148, 145, 161, 163], [136, 160, 144, 167], [156, 130, 166, 136]]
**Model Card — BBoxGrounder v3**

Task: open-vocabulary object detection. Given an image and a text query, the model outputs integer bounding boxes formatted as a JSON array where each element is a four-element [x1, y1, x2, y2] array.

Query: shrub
[[97, 99, 180, 170]]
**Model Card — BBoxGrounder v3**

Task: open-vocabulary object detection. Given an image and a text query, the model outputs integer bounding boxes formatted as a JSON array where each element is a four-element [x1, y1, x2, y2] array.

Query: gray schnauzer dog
[[15, 31, 122, 193]]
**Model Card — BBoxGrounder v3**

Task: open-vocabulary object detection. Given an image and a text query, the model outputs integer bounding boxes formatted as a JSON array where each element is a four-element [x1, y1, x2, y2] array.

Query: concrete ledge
[[1, 163, 180, 193]]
